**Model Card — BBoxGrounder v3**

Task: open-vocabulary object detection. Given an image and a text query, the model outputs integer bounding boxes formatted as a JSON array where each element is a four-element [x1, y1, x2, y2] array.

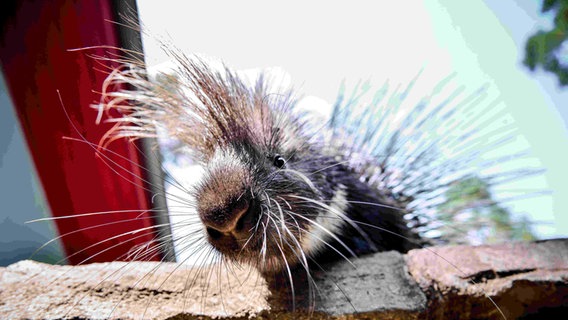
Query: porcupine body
[[102, 54, 424, 275], [100, 51, 535, 287]]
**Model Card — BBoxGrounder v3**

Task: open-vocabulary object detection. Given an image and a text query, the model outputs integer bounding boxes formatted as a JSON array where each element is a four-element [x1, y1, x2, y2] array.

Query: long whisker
[[26, 208, 165, 223], [27, 214, 162, 261], [63, 136, 192, 195], [269, 224, 296, 311], [349, 218, 506, 319], [285, 210, 355, 267], [288, 195, 378, 252], [273, 212, 321, 311]]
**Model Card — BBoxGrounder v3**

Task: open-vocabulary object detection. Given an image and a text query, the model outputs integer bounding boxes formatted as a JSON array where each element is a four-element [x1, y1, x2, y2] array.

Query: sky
[[137, 0, 568, 239]]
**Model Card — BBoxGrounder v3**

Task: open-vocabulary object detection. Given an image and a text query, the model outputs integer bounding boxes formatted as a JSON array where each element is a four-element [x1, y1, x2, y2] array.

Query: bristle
[[97, 42, 542, 267], [99, 53, 303, 163]]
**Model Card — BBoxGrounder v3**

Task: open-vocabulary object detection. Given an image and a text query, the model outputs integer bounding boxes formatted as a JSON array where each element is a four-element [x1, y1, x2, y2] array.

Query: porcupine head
[[102, 56, 419, 275]]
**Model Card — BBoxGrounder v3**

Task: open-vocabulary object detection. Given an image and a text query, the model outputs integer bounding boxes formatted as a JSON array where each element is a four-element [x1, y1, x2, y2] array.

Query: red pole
[[0, 0, 163, 263]]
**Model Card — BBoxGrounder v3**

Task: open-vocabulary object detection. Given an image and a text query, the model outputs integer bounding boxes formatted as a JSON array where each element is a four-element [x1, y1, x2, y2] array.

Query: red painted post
[[0, 0, 163, 264]]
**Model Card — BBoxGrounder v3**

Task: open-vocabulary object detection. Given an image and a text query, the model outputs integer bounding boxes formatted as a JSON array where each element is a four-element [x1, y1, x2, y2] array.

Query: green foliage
[[437, 176, 536, 245], [524, 0, 568, 86]]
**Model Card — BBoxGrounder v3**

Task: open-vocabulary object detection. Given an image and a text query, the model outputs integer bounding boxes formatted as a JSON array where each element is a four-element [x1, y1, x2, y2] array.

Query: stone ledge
[[407, 238, 568, 319], [1, 239, 567, 319]]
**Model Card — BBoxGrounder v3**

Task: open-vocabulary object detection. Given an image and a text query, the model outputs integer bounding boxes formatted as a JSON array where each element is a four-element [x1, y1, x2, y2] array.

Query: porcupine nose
[[203, 196, 254, 240]]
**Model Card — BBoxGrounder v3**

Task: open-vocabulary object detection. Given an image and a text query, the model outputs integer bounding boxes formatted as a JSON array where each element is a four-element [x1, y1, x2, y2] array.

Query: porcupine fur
[[101, 53, 420, 260], [97, 48, 539, 310]]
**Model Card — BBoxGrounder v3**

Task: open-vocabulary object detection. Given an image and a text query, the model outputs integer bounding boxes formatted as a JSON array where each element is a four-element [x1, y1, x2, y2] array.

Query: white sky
[[137, 0, 568, 238]]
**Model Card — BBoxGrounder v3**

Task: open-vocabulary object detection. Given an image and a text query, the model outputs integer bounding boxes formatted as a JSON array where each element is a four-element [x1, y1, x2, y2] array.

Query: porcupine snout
[[195, 149, 258, 254]]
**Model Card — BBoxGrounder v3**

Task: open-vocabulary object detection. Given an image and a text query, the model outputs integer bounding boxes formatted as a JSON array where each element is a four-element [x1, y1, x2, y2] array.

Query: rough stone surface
[[1, 239, 567, 319], [311, 251, 425, 315], [0, 260, 268, 319], [265, 251, 426, 318], [406, 238, 568, 319]]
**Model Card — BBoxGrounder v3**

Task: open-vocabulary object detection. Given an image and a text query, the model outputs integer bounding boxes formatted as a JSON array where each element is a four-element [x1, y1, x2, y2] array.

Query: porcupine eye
[[273, 154, 286, 168]]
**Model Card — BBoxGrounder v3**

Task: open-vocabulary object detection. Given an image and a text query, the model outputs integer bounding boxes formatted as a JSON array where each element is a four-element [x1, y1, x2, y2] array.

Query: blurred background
[[1, 0, 567, 266]]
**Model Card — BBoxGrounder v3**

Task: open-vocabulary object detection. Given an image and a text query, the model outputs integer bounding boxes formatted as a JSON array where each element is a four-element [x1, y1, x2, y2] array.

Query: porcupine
[[98, 50, 535, 311]]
